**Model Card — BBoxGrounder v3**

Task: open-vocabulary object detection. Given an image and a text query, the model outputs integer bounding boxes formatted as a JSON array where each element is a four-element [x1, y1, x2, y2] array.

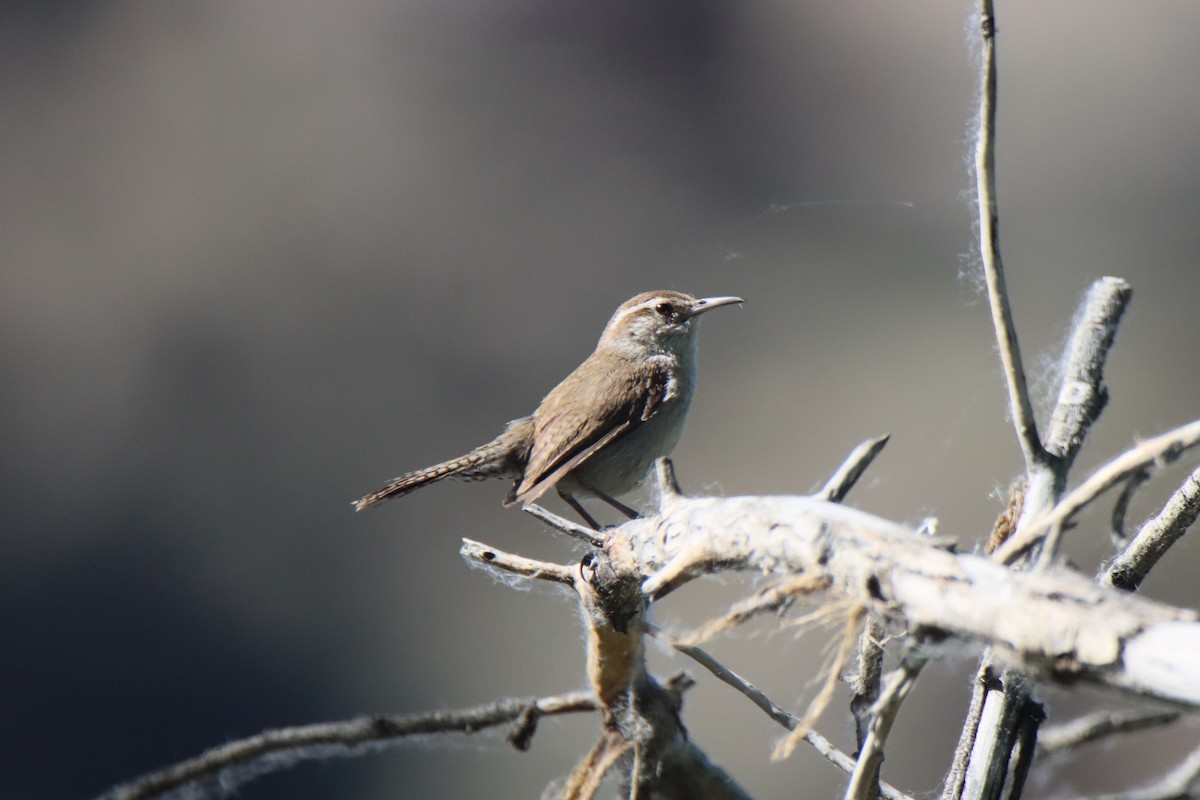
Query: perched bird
[[354, 290, 743, 528]]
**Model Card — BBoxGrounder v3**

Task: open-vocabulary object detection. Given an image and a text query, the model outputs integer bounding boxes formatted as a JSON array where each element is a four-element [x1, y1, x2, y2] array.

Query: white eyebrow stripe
[[607, 298, 664, 328]]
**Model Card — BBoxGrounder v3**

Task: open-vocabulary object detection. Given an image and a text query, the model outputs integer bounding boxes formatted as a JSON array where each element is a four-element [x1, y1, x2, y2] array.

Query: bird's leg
[[559, 491, 603, 531], [591, 490, 640, 520]]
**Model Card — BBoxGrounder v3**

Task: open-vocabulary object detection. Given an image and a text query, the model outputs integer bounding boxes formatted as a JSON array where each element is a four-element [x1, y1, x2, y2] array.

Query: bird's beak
[[686, 296, 745, 319]]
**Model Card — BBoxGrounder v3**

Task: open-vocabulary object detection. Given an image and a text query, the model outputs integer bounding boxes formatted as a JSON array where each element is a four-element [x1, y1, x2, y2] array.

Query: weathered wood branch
[[459, 473, 1200, 799], [648, 626, 916, 800], [1103, 466, 1200, 592], [608, 493, 1200, 707], [995, 420, 1200, 565], [846, 654, 926, 800], [95, 691, 598, 800], [1036, 708, 1181, 757], [1042, 277, 1131, 466]]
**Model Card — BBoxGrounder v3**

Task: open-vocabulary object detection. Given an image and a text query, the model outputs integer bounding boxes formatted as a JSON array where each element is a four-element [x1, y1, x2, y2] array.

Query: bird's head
[[598, 291, 744, 356]]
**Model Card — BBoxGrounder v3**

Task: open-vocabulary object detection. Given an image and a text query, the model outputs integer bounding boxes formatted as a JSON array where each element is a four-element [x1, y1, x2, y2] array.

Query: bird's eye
[[655, 302, 675, 319]]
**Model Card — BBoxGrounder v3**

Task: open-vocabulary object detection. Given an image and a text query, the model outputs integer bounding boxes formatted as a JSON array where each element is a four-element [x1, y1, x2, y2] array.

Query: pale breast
[[565, 363, 696, 498]]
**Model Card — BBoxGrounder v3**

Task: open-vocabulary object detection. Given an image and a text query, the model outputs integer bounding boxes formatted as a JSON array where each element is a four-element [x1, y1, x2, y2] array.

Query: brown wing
[[510, 356, 670, 506]]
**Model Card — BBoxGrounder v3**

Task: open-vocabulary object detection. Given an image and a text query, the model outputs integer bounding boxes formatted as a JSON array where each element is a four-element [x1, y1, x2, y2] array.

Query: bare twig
[[562, 732, 632, 800], [956, 35, 1133, 787], [994, 420, 1200, 564], [653, 457, 683, 499], [1110, 470, 1152, 545], [953, 276, 1130, 796], [525, 503, 607, 547], [1036, 708, 1181, 756], [95, 692, 597, 800], [845, 654, 927, 800], [1104, 466, 1200, 592], [820, 435, 891, 502], [1021, 276, 1132, 563], [653, 629, 797, 731], [1005, 697, 1045, 800], [1042, 277, 1132, 464], [676, 574, 831, 646], [805, 730, 917, 800], [774, 605, 866, 760], [653, 628, 916, 800], [944, 667, 997, 800], [962, 74, 1128, 800], [460, 538, 576, 585], [973, 0, 1044, 475], [1085, 745, 1200, 800], [848, 615, 887, 794], [957, 666, 1036, 800]]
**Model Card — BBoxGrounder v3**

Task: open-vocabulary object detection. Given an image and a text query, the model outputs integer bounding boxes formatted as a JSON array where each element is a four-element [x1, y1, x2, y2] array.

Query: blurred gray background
[[2, 1, 1198, 798]]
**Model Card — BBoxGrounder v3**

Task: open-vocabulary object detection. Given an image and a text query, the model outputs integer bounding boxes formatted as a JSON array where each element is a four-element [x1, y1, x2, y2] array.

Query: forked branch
[[994, 420, 1200, 565]]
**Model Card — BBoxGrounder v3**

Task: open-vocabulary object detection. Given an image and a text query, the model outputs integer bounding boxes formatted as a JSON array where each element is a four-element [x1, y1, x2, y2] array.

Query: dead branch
[[525, 503, 608, 547], [972, 0, 1043, 476], [675, 574, 831, 646], [774, 606, 865, 760], [605, 492, 1200, 707], [848, 615, 887, 794], [651, 627, 916, 800], [1104, 466, 1200, 592], [1036, 708, 1181, 757], [820, 434, 891, 502], [1084, 746, 1200, 800], [95, 692, 597, 800], [1042, 277, 1132, 465], [461, 537, 577, 585], [846, 654, 927, 800], [994, 420, 1200, 565], [949, 1, 1139, 794]]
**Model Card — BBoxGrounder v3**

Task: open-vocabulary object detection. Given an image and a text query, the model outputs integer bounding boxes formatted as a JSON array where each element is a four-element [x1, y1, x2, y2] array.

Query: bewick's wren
[[354, 290, 743, 528]]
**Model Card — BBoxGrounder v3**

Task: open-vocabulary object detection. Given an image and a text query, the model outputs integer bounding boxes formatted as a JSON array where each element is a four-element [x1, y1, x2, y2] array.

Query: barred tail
[[353, 417, 533, 511]]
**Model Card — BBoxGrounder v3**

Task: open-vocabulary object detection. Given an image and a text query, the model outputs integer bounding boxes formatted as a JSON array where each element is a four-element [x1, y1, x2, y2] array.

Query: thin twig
[[1104, 466, 1200, 592], [774, 605, 866, 760], [959, 666, 1036, 800], [1005, 698, 1045, 800], [1036, 708, 1181, 756], [1110, 470, 1152, 545], [845, 654, 927, 800], [578, 738, 632, 800], [95, 692, 597, 800], [973, 0, 1044, 474], [805, 730, 918, 800], [994, 420, 1200, 564], [943, 666, 996, 800], [460, 538, 576, 585], [848, 615, 887, 794], [651, 628, 916, 800], [675, 575, 831, 646], [524, 503, 607, 547], [820, 435, 891, 503], [1085, 745, 1200, 800], [657, 632, 797, 731], [562, 732, 631, 800], [654, 456, 683, 499]]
